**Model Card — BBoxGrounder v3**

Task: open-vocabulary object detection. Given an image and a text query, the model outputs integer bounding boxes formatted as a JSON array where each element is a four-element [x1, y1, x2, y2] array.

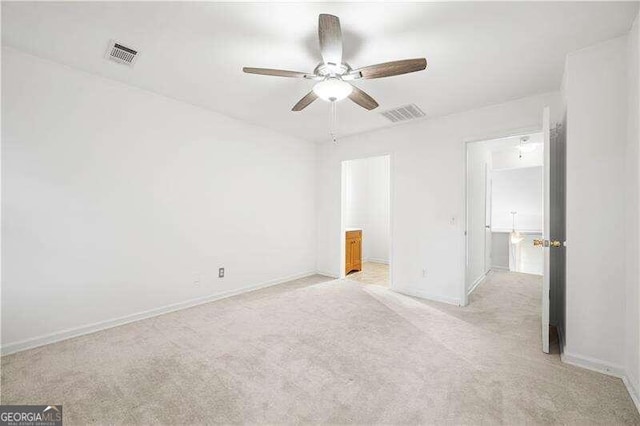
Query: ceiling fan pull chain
[[330, 101, 338, 144]]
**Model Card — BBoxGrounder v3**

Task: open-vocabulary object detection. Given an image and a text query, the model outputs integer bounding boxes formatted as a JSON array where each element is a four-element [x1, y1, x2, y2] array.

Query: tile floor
[[346, 261, 389, 287]]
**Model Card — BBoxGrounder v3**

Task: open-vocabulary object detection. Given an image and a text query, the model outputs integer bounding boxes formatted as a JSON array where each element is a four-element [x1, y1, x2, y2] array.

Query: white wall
[[517, 234, 544, 276], [491, 233, 510, 270], [563, 22, 640, 407], [491, 167, 543, 232], [491, 148, 543, 170], [564, 36, 629, 374], [344, 155, 390, 263], [366, 156, 391, 263], [491, 135, 544, 170], [626, 12, 640, 406], [1, 47, 317, 351], [316, 91, 562, 305], [466, 141, 492, 290], [344, 159, 369, 232]]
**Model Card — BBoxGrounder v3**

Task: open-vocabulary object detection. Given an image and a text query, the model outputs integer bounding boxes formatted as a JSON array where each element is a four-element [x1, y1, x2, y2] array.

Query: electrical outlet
[[422, 269, 427, 278], [218, 267, 225, 278]]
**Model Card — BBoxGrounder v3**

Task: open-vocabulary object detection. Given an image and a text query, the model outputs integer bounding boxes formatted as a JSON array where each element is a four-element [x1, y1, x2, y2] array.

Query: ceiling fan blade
[[353, 58, 427, 79], [243, 67, 310, 78], [318, 14, 343, 66], [348, 85, 379, 110], [292, 91, 319, 111]]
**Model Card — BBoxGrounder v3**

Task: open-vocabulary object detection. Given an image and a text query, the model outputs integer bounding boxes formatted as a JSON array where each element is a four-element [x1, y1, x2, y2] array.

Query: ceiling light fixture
[[313, 78, 353, 102], [518, 136, 535, 158]]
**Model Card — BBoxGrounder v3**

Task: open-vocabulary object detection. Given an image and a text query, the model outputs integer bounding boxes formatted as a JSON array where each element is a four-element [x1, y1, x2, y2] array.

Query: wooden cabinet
[[345, 230, 362, 275]]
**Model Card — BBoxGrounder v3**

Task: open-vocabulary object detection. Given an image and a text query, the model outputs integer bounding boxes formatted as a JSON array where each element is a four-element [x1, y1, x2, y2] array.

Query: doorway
[[465, 132, 544, 291], [464, 109, 566, 355], [340, 155, 391, 287]]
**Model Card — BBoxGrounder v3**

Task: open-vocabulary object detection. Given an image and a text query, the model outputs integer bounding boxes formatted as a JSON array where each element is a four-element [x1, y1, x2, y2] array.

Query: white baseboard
[[394, 287, 461, 306], [560, 350, 640, 415], [364, 258, 389, 265], [490, 265, 509, 271], [466, 272, 488, 297], [1, 270, 318, 356], [623, 375, 640, 413], [316, 270, 340, 279], [561, 351, 626, 378]]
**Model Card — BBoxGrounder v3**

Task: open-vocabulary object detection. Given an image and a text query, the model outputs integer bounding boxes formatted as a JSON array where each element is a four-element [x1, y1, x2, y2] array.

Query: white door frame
[[340, 153, 394, 288], [484, 162, 492, 273], [461, 126, 541, 306], [541, 106, 552, 353]]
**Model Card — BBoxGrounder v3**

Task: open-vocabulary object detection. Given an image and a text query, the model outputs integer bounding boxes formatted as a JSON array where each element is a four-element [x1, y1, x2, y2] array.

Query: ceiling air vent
[[380, 104, 425, 123], [105, 40, 138, 66]]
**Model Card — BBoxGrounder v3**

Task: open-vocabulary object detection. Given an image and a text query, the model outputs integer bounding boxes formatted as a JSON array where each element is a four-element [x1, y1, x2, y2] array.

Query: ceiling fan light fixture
[[518, 136, 538, 153], [313, 78, 352, 102]]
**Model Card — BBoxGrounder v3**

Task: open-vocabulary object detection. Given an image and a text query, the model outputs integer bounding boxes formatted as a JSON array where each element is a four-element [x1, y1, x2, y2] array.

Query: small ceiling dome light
[[518, 135, 537, 153], [313, 78, 353, 102]]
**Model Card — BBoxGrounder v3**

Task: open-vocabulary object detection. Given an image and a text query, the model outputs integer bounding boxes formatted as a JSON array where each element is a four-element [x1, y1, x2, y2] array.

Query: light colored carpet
[[346, 261, 389, 287], [2, 271, 639, 424]]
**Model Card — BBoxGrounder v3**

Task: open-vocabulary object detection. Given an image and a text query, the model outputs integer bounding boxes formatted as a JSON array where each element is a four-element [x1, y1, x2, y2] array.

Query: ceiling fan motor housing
[[314, 62, 351, 77]]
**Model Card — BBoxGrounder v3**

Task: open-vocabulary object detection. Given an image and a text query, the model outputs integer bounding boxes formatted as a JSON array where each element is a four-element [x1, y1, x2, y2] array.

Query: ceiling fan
[[243, 14, 427, 112]]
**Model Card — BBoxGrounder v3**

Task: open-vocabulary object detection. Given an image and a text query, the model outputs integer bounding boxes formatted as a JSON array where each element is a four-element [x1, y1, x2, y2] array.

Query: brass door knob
[[533, 239, 563, 248]]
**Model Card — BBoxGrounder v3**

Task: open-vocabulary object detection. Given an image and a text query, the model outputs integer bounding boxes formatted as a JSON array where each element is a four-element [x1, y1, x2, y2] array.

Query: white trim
[[560, 351, 640, 414], [364, 258, 390, 265], [490, 265, 510, 271], [491, 228, 543, 234], [389, 152, 395, 291], [394, 286, 461, 306], [316, 271, 340, 279], [340, 162, 348, 279], [560, 351, 626, 378], [1, 270, 318, 356], [467, 271, 488, 296], [623, 376, 640, 414]]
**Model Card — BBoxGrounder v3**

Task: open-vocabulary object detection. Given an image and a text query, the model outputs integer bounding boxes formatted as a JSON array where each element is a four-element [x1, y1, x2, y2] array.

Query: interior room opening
[[341, 155, 391, 287], [465, 132, 544, 297]]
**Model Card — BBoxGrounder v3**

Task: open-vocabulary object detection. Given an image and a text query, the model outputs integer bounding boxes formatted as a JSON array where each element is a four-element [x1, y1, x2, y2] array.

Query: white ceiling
[[486, 133, 543, 153], [2, 2, 638, 143], [485, 132, 544, 169]]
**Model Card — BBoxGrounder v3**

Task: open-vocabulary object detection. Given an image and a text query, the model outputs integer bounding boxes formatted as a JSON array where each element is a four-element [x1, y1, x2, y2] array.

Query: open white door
[[484, 164, 492, 273], [541, 107, 551, 354]]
